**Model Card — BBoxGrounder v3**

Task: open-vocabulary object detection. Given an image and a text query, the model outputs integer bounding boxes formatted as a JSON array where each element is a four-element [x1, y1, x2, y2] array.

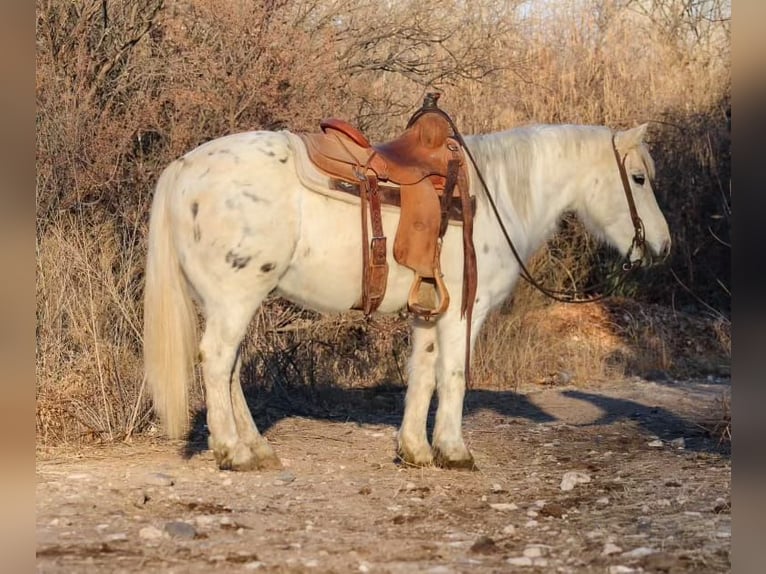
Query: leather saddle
[[298, 93, 477, 322]]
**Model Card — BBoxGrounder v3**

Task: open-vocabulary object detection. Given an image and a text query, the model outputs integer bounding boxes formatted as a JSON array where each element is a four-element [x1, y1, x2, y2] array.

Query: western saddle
[[299, 93, 477, 324]]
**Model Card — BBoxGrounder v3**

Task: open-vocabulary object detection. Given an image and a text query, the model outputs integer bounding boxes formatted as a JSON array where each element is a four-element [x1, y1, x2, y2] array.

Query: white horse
[[143, 122, 671, 471]]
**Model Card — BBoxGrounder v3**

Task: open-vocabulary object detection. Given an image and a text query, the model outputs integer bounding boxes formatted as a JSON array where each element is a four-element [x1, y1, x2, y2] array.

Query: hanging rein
[[442, 118, 649, 304]]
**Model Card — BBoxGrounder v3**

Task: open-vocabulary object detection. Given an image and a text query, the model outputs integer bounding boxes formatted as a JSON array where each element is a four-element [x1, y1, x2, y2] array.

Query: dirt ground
[[36, 377, 730, 573]]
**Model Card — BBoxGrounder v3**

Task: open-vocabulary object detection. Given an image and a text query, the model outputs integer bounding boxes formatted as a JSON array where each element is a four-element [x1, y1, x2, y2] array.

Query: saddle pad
[[285, 131, 470, 227]]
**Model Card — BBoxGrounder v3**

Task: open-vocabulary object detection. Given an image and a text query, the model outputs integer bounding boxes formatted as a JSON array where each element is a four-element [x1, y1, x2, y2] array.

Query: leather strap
[[457, 164, 477, 388], [366, 174, 388, 313], [353, 172, 389, 315]]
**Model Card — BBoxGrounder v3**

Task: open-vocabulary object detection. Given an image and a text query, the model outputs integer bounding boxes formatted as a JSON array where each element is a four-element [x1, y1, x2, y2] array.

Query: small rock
[[244, 561, 265, 570], [647, 440, 664, 448], [489, 502, 518, 511], [66, 472, 91, 481], [555, 371, 573, 385], [602, 542, 623, 555], [104, 532, 128, 542], [304, 559, 319, 568], [165, 521, 197, 539], [621, 546, 656, 558], [470, 535, 498, 554], [524, 520, 539, 528], [491, 483, 506, 493], [194, 515, 216, 527], [608, 567, 637, 573], [596, 497, 610, 506], [502, 524, 516, 535], [276, 471, 296, 484], [144, 472, 175, 487], [560, 471, 591, 491], [522, 545, 547, 558], [540, 502, 565, 518], [507, 556, 533, 566], [526, 510, 539, 518], [670, 437, 686, 449], [134, 491, 151, 507], [532, 558, 548, 567], [139, 526, 164, 540], [716, 526, 731, 538], [358, 562, 371, 573]]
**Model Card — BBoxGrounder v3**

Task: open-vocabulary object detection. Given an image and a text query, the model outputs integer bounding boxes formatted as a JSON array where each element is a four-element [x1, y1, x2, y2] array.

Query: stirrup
[[407, 272, 450, 320]]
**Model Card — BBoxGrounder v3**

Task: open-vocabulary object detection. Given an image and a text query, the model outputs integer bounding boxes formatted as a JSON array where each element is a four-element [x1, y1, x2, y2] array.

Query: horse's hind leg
[[201, 301, 270, 471], [398, 319, 438, 466], [230, 349, 282, 470]]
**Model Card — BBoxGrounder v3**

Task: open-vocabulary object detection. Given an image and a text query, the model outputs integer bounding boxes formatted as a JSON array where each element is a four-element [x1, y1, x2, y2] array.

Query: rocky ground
[[36, 376, 730, 573]]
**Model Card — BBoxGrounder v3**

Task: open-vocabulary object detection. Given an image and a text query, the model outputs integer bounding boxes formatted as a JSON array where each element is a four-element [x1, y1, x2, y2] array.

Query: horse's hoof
[[433, 447, 477, 471], [213, 442, 260, 472], [397, 448, 434, 468], [247, 440, 282, 471], [397, 443, 434, 467], [256, 452, 283, 471]]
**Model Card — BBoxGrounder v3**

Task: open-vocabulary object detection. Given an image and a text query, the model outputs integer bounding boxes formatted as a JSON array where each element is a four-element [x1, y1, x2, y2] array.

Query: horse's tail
[[143, 159, 198, 439]]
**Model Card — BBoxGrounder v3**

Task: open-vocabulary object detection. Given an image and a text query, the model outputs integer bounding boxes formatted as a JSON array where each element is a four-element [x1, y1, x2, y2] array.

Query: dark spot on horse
[[279, 156, 288, 163], [425, 343, 435, 353], [199, 167, 210, 179], [225, 197, 239, 210], [193, 224, 201, 242], [243, 191, 261, 203], [302, 247, 311, 257], [191, 202, 199, 218], [594, 177, 600, 185], [482, 243, 490, 254], [225, 250, 251, 270], [266, 150, 276, 157], [260, 262, 276, 273]]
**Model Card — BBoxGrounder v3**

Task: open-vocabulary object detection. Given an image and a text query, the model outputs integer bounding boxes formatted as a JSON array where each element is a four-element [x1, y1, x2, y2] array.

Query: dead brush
[[694, 390, 731, 447], [36, 0, 729, 445]]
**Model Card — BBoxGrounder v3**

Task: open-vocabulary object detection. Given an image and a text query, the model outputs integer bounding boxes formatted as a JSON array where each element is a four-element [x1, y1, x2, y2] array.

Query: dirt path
[[37, 378, 730, 573]]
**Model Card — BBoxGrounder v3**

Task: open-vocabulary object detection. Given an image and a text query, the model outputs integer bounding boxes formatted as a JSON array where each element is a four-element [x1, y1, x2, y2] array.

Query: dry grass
[[36, 0, 730, 445]]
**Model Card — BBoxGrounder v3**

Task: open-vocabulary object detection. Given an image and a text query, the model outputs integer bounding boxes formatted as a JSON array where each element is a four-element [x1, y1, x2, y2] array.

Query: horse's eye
[[631, 173, 646, 186]]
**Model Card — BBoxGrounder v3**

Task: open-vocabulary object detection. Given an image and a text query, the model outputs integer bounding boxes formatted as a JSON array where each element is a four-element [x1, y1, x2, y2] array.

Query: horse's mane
[[464, 124, 653, 222]]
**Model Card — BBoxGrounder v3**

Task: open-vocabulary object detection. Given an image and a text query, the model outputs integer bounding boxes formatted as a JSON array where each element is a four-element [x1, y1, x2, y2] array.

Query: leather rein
[[447, 122, 649, 304]]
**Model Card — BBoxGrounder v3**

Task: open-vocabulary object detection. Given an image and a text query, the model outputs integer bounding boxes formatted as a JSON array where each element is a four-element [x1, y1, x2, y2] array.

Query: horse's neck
[[466, 126, 595, 257]]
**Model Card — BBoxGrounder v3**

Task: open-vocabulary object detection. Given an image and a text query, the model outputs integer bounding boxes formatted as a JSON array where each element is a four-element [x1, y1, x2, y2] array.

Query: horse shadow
[[181, 376, 729, 460]]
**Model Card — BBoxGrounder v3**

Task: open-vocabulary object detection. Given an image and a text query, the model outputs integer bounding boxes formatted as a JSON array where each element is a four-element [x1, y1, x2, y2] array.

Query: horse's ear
[[615, 123, 649, 152]]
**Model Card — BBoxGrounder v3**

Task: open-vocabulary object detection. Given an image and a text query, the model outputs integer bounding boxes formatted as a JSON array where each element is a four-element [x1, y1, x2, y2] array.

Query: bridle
[[444, 118, 649, 304]]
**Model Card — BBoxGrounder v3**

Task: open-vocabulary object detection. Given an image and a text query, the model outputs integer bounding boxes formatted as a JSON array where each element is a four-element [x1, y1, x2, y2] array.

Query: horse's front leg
[[432, 310, 479, 470], [398, 319, 438, 466]]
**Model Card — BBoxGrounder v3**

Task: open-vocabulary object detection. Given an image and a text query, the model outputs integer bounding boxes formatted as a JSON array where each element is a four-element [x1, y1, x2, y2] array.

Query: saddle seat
[[316, 115, 460, 187]]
